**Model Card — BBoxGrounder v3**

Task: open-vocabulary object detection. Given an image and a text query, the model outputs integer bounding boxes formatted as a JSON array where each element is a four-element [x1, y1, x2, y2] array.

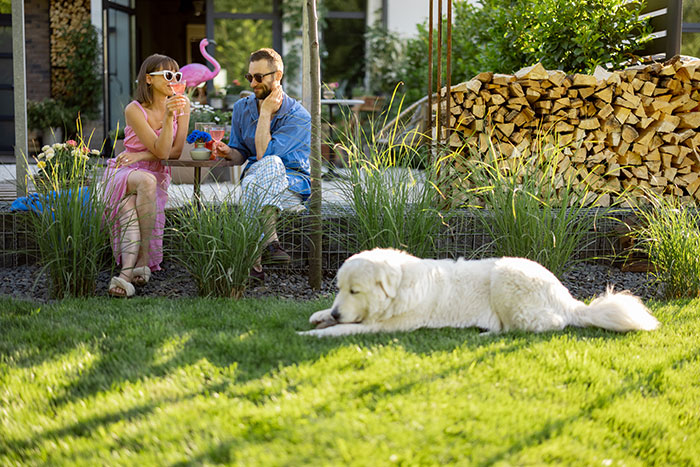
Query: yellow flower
[[37, 161, 46, 170]]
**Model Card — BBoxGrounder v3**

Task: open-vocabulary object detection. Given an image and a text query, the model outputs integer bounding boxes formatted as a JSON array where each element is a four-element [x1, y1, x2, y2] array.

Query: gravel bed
[[0, 260, 662, 303]]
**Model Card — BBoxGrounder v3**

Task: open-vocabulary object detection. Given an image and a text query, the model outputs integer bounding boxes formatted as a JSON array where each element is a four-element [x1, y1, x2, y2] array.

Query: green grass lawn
[[1, 296, 699, 466]]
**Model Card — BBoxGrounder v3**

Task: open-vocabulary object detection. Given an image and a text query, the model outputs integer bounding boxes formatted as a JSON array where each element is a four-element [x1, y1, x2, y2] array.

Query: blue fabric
[[228, 92, 311, 200], [11, 187, 91, 215]]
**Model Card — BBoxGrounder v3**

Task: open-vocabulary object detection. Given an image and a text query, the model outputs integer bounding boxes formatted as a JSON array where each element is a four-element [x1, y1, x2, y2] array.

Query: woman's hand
[[116, 151, 155, 167], [165, 94, 188, 119]]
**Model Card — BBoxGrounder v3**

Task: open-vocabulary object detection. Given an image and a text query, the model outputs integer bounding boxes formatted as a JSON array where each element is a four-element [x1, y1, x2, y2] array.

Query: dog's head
[[329, 249, 409, 324]]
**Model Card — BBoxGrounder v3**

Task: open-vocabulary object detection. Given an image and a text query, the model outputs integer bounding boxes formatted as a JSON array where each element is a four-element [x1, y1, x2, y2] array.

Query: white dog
[[300, 248, 659, 337]]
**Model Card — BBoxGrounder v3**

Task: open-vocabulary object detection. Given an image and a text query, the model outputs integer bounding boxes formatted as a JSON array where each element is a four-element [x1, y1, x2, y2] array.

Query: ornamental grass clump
[[633, 194, 700, 298], [167, 195, 268, 298], [460, 136, 615, 278], [23, 134, 112, 298], [329, 90, 446, 258]]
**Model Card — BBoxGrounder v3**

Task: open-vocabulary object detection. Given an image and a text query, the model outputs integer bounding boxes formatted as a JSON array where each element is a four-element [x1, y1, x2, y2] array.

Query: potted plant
[[186, 130, 213, 160], [27, 98, 71, 145], [209, 89, 225, 109], [225, 79, 246, 107]]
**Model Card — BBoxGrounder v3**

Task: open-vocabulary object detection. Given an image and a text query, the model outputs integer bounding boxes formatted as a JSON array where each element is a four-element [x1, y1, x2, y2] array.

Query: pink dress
[[102, 100, 177, 272]]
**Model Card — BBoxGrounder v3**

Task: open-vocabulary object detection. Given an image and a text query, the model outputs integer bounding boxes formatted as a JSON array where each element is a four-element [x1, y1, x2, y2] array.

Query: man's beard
[[255, 86, 271, 99]]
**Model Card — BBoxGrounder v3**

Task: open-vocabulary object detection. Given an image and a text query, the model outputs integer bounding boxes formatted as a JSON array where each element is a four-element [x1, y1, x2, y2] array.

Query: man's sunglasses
[[245, 71, 277, 83], [148, 70, 183, 82]]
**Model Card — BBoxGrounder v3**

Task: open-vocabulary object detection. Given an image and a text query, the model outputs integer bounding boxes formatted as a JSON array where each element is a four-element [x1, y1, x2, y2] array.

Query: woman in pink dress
[[102, 54, 190, 297]]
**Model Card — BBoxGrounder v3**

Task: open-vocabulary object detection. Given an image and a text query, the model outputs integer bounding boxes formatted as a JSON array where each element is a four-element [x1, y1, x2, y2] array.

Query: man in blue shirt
[[212, 48, 311, 282]]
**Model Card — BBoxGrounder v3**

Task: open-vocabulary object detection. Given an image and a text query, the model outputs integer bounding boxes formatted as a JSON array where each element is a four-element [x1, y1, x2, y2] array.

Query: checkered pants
[[241, 155, 303, 212]]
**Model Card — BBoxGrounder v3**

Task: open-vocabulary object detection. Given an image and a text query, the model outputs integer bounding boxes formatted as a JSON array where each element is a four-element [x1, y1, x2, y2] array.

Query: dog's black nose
[[331, 307, 340, 320]]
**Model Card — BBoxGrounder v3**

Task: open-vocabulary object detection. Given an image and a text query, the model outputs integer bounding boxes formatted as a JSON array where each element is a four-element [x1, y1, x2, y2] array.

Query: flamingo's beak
[[207, 39, 217, 46]]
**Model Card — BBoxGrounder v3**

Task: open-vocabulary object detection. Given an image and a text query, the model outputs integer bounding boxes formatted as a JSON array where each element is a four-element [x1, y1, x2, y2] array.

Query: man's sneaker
[[249, 266, 265, 284], [264, 241, 291, 264]]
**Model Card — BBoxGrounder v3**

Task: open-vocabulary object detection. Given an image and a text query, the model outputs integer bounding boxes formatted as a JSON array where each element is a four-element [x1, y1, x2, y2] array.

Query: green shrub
[[24, 153, 112, 298], [634, 195, 700, 299], [57, 21, 102, 123], [459, 137, 615, 277], [389, 0, 651, 105], [27, 98, 72, 131], [329, 94, 446, 258], [167, 197, 268, 298]]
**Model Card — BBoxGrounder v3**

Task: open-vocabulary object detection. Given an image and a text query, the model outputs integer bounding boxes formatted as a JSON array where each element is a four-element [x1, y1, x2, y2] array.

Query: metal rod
[[436, 0, 442, 145], [427, 0, 433, 141], [446, 0, 452, 145]]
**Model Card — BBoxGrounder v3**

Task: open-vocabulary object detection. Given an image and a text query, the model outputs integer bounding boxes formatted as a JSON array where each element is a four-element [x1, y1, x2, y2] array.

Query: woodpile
[[49, 0, 91, 98], [441, 56, 700, 206]]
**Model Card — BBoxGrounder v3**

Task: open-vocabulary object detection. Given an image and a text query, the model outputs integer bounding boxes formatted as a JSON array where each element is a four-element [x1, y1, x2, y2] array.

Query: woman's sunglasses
[[148, 70, 183, 82], [245, 70, 277, 83]]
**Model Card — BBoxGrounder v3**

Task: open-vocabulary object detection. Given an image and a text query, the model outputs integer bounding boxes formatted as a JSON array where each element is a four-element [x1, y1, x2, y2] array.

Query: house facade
[[1, 0, 445, 160]]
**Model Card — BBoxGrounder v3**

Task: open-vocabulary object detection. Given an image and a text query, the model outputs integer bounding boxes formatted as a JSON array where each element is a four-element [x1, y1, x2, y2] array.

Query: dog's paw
[[297, 329, 324, 337], [309, 308, 333, 325]]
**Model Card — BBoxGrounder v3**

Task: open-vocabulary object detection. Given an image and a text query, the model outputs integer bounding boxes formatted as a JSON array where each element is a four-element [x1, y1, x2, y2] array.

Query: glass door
[[103, 1, 135, 140]]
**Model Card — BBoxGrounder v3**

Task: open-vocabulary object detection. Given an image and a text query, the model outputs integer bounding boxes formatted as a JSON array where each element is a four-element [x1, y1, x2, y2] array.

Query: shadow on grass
[[0, 295, 678, 463]]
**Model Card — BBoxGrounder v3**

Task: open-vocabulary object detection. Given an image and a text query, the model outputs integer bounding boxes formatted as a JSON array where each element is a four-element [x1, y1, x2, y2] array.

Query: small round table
[[161, 158, 236, 207]]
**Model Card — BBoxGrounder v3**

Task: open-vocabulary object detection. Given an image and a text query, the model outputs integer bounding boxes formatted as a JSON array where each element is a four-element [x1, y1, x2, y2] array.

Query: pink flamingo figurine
[[180, 38, 221, 89]]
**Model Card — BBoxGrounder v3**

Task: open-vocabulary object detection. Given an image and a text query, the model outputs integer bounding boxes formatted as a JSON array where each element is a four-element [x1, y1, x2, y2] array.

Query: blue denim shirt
[[228, 92, 311, 200]]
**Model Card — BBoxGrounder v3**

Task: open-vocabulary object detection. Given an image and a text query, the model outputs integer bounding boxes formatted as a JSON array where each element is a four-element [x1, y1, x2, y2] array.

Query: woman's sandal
[[132, 266, 152, 287], [108, 276, 135, 298]]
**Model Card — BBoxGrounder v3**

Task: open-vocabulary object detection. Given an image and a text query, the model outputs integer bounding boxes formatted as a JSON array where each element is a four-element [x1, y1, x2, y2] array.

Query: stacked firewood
[[49, 0, 91, 98], [442, 56, 700, 205]]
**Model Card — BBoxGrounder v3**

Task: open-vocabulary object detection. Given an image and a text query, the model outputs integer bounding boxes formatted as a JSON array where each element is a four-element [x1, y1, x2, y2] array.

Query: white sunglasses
[[148, 70, 183, 82]]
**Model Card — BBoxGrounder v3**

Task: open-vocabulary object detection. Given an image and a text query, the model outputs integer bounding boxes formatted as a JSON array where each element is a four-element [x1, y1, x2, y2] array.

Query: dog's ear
[[375, 260, 402, 299]]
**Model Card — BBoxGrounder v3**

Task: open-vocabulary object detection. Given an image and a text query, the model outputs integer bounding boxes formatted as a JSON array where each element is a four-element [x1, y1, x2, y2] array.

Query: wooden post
[[306, 0, 323, 290], [12, 0, 28, 196], [667, 0, 682, 58], [427, 0, 433, 139]]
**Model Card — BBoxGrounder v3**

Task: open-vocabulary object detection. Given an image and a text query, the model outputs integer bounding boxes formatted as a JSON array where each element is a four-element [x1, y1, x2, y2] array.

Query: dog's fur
[[299, 248, 659, 337]]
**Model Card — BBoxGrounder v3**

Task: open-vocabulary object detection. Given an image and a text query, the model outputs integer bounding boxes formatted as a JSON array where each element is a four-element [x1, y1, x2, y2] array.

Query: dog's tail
[[572, 287, 659, 332]]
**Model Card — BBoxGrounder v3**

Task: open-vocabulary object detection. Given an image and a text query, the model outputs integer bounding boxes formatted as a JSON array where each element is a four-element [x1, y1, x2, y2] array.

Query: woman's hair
[[134, 54, 180, 105]]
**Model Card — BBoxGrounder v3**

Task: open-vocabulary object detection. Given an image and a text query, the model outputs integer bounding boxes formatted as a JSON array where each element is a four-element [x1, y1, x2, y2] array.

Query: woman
[[103, 54, 190, 297]]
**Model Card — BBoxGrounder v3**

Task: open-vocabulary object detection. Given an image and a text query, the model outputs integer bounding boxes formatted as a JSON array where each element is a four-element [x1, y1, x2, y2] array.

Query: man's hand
[[211, 141, 231, 159], [260, 86, 283, 116]]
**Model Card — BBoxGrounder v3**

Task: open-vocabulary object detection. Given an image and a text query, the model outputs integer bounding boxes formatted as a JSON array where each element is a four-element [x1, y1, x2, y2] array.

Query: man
[[212, 48, 311, 282]]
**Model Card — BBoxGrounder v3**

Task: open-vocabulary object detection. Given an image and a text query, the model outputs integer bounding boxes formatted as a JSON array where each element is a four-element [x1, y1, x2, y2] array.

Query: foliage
[[22, 132, 111, 298], [167, 198, 268, 298], [0, 0, 10, 14], [188, 102, 232, 134], [458, 137, 615, 277], [364, 19, 404, 96], [186, 130, 212, 144], [387, 0, 651, 105], [225, 79, 246, 97], [1, 296, 699, 465], [26, 98, 72, 131], [634, 195, 700, 299], [330, 92, 446, 258], [56, 21, 102, 124], [31, 138, 100, 194]]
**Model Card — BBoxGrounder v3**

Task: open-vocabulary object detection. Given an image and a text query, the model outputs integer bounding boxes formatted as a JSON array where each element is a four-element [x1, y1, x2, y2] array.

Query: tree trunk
[[306, 0, 323, 290]]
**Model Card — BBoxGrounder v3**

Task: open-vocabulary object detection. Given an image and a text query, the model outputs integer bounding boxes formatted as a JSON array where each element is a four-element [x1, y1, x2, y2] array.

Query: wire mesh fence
[[2, 206, 633, 271]]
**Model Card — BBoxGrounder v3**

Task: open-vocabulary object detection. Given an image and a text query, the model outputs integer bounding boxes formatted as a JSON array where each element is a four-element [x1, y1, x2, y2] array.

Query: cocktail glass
[[169, 80, 186, 117], [208, 125, 225, 144]]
